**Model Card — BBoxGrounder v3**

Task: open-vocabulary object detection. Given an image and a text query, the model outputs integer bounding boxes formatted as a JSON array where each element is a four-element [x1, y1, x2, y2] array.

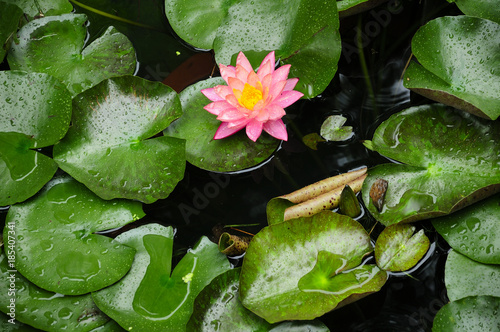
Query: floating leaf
[[337, 0, 392, 17], [403, 16, 500, 120], [432, 193, 500, 264], [444, 250, 500, 301], [2, 0, 73, 19], [0, 253, 110, 331], [361, 104, 500, 226], [374, 224, 430, 272], [54, 76, 185, 203], [0, 2, 22, 62], [164, 77, 279, 172], [448, 0, 500, 24], [302, 133, 325, 150], [187, 268, 330, 331], [4, 176, 142, 295], [432, 296, 500, 331], [320, 115, 353, 141], [8, 13, 136, 96], [92, 224, 232, 332], [240, 211, 386, 323], [339, 185, 361, 218]]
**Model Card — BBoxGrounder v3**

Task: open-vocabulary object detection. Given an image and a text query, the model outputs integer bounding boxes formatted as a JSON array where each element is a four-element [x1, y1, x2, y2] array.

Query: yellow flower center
[[238, 83, 262, 110]]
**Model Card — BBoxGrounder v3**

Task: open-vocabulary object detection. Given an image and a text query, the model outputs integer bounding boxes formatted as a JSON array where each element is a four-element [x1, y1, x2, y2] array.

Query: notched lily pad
[[54, 76, 186, 203], [4, 176, 142, 295], [8, 13, 136, 96], [0, 253, 110, 331], [361, 104, 500, 226], [375, 224, 430, 272], [320, 115, 354, 141], [240, 211, 386, 323], [164, 77, 279, 172], [92, 224, 232, 332], [403, 16, 500, 120], [432, 193, 500, 264]]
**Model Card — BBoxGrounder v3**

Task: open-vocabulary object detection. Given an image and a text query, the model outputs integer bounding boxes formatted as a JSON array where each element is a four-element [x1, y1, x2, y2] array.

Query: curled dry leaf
[[218, 232, 252, 256], [369, 178, 388, 212]]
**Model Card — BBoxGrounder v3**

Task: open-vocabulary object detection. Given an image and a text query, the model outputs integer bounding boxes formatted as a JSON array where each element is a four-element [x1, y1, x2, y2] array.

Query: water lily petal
[[236, 66, 249, 82], [257, 59, 274, 81], [220, 64, 236, 82], [284, 77, 299, 91], [217, 108, 246, 122], [246, 119, 264, 142], [268, 80, 287, 101], [263, 119, 288, 141], [274, 90, 303, 108], [225, 94, 241, 108], [227, 77, 245, 92], [260, 51, 275, 72], [227, 117, 250, 128], [214, 85, 233, 99], [261, 73, 273, 90], [266, 104, 286, 120], [271, 64, 291, 86], [214, 122, 246, 140], [236, 52, 254, 74], [247, 71, 260, 88], [201, 88, 224, 102], [204, 101, 234, 115]]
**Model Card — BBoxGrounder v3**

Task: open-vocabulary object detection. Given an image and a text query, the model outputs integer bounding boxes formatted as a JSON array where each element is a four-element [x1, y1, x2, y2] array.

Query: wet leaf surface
[[54, 76, 185, 203], [92, 224, 231, 332], [361, 104, 500, 226], [4, 176, 142, 295], [164, 77, 279, 172], [450, 0, 500, 24], [320, 115, 353, 141], [2, 0, 73, 19]]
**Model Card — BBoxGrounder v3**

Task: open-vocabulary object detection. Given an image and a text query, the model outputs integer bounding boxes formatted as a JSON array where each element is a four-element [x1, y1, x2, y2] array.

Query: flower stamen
[[238, 83, 263, 110]]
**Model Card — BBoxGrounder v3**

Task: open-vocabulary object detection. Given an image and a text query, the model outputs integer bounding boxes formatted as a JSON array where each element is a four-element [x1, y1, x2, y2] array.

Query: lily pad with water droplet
[[320, 115, 354, 142], [2, 0, 73, 19], [4, 176, 142, 295], [187, 268, 330, 331], [403, 16, 500, 120], [361, 104, 500, 226], [432, 193, 500, 264], [7, 13, 136, 96], [374, 224, 430, 272], [164, 77, 279, 172], [444, 250, 500, 301], [0, 2, 23, 62], [54, 76, 186, 203], [432, 296, 500, 332], [240, 211, 386, 323], [92, 224, 232, 332], [0, 252, 110, 331], [448, 0, 500, 24]]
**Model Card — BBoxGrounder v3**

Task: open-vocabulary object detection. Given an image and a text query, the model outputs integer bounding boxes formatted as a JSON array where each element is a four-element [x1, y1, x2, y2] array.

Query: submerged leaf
[[320, 115, 354, 141], [0, 2, 23, 62]]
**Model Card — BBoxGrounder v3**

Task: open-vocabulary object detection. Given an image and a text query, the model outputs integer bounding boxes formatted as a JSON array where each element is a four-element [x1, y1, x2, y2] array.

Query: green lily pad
[[444, 250, 500, 301], [4, 176, 142, 295], [448, 0, 500, 24], [89, 320, 126, 332], [0, 253, 110, 331], [188, 268, 330, 331], [403, 16, 500, 120], [0, 2, 22, 62], [164, 77, 279, 172], [432, 194, 500, 264], [320, 115, 354, 141], [7, 13, 136, 96], [92, 224, 232, 332], [240, 211, 387, 323], [432, 296, 500, 332], [165, 0, 341, 98], [337, 0, 390, 17], [2, 0, 73, 19], [0, 313, 41, 331], [375, 224, 430, 272], [54, 76, 185, 203], [361, 104, 500, 226]]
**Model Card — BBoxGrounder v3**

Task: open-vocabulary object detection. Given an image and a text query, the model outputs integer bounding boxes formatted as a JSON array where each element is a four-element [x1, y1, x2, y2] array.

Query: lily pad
[[0, 2, 22, 62], [337, 0, 390, 17], [444, 250, 500, 301], [0, 253, 110, 331], [166, 0, 341, 98], [320, 115, 354, 141], [375, 224, 430, 272], [4, 176, 142, 295], [187, 268, 330, 331], [448, 0, 500, 24], [240, 211, 387, 323], [2, 0, 73, 19], [361, 104, 500, 226], [403, 16, 500, 120], [432, 296, 500, 332], [54, 76, 186, 203], [92, 224, 232, 332], [7, 13, 136, 96], [432, 193, 500, 264], [164, 77, 279, 172]]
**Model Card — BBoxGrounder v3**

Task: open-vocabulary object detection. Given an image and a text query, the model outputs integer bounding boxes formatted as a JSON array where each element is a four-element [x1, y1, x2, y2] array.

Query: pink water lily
[[201, 51, 303, 142]]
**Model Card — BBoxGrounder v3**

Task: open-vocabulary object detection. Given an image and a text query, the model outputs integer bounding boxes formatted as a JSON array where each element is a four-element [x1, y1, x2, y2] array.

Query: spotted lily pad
[[361, 104, 500, 226], [374, 224, 430, 272], [432, 296, 500, 331], [92, 224, 232, 332], [0, 2, 22, 62], [0, 253, 110, 331], [54, 76, 185, 203], [320, 115, 353, 141], [240, 211, 387, 323], [187, 268, 330, 331], [7, 13, 136, 96], [164, 77, 279, 172], [403, 16, 500, 120], [432, 193, 500, 264], [4, 176, 142, 295]]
